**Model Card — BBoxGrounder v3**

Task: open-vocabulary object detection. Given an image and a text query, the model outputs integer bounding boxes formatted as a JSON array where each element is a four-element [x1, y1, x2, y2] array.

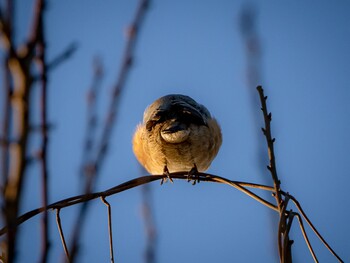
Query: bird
[[132, 94, 222, 183]]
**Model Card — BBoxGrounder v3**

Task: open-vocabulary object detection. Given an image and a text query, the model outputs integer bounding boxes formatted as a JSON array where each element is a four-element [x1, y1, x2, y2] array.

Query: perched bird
[[132, 94, 222, 183]]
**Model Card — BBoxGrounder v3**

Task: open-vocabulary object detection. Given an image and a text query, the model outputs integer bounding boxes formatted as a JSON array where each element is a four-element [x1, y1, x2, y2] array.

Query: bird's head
[[143, 94, 210, 143]]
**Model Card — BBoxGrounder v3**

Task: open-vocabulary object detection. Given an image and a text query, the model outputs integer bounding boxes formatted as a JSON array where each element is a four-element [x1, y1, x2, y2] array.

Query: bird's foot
[[187, 164, 200, 185], [161, 166, 173, 185]]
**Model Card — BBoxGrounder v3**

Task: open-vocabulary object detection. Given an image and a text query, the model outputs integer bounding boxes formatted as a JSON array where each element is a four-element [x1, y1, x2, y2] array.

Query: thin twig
[[81, 56, 104, 181], [289, 195, 343, 262], [55, 209, 70, 262], [293, 212, 318, 263], [32, 43, 78, 82], [101, 197, 115, 263], [0, 173, 277, 235], [46, 43, 78, 71], [204, 174, 278, 211]]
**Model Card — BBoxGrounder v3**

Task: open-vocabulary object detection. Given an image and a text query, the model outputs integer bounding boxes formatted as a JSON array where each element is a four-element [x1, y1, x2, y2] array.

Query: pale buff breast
[[133, 118, 222, 174]]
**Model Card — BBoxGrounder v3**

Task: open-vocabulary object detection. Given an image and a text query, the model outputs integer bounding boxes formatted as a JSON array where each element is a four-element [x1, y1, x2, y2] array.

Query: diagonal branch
[[93, 0, 150, 173], [67, 1, 151, 261], [46, 43, 78, 72]]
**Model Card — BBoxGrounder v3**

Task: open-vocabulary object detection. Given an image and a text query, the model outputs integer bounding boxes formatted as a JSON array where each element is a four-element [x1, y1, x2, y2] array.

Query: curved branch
[[0, 172, 276, 236]]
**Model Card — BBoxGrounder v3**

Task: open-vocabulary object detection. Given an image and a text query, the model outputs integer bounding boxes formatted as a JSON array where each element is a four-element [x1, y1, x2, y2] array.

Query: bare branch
[[257, 86, 294, 263], [257, 86, 283, 210], [289, 195, 344, 262]]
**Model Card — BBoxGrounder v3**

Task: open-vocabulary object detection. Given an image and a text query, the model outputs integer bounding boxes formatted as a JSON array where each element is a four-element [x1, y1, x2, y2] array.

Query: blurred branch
[[46, 43, 78, 71], [68, 0, 151, 261], [93, 0, 150, 172], [65, 57, 104, 263], [240, 5, 262, 89], [34, 0, 51, 261], [141, 182, 157, 263], [239, 5, 268, 177], [0, 0, 14, 186], [101, 197, 115, 263], [62, 56, 103, 262], [1, 1, 34, 261], [81, 56, 104, 178]]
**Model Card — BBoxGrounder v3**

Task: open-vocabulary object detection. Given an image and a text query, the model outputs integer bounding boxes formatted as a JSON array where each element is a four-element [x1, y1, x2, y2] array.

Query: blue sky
[[1, 0, 350, 262]]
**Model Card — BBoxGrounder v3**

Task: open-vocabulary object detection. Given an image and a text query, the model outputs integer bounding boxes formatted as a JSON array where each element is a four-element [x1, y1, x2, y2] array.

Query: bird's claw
[[161, 166, 173, 185], [187, 165, 200, 185]]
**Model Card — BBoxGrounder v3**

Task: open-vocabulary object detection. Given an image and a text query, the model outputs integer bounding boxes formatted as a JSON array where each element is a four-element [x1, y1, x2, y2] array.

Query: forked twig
[[55, 209, 70, 262], [288, 195, 343, 262], [101, 197, 115, 263]]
